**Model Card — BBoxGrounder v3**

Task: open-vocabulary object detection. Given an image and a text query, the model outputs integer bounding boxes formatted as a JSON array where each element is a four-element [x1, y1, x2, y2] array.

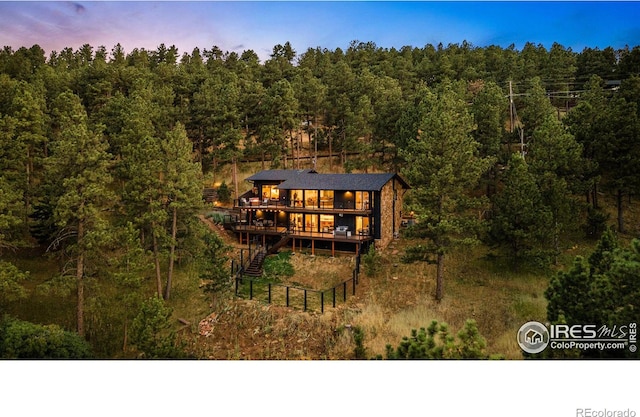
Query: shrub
[[130, 297, 188, 359], [385, 319, 488, 359], [362, 246, 382, 277], [353, 326, 367, 359], [584, 206, 609, 239], [217, 182, 231, 204], [0, 315, 93, 359], [262, 251, 294, 281]]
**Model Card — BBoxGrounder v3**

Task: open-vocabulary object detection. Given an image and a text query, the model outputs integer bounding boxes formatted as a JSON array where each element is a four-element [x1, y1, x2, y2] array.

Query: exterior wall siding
[[378, 180, 394, 248], [376, 178, 405, 249]]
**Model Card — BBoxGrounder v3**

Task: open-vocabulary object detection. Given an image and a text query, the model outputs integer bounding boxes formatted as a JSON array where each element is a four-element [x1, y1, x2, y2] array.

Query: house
[[229, 169, 410, 255]]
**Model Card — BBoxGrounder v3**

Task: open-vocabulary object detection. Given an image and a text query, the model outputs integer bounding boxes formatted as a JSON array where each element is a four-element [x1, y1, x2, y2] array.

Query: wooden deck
[[235, 200, 372, 216], [231, 224, 372, 243]]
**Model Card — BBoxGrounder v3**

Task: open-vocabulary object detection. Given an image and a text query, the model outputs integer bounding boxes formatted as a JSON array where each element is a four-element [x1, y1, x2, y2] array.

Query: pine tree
[[401, 82, 491, 301], [544, 230, 639, 358], [528, 115, 586, 261], [489, 154, 552, 262], [385, 320, 488, 359], [161, 122, 203, 300], [46, 92, 114, 336]]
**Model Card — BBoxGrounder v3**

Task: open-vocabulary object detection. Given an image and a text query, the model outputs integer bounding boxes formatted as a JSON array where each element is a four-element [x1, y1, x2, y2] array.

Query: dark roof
[[245, 169, 314, 183], [278, 172, 410, 192]]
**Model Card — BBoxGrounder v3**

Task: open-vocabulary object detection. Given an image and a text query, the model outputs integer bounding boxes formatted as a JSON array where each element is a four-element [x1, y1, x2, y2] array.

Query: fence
[[231, 244, 364, 313]]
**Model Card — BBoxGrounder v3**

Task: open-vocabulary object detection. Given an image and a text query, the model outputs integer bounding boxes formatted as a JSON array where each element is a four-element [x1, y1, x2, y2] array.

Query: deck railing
[[234, 198, 371, 212]]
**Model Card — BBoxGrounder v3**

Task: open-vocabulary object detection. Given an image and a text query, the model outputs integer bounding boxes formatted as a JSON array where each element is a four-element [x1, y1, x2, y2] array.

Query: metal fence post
[[321, 292, 324, 313], [304, 290, 307, 312], [333, 287, 336, 308], [249, 280, 253, 300], [343, 281, 347, 302], [268, 283, 272, 304], [286, 287, 290, 307]]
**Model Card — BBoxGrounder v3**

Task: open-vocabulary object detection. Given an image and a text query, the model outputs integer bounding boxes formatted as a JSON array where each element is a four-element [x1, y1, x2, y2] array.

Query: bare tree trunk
[[435, 253, 444, 302], [232, 156, 239, 203], [76, 218, 85, 337], [328, 131, 333, 170], [123, 321, 128, 352], [25, 147, 31, 225], [553, 219, 559, 266], [199, 127, 204, 172], [314, 114, 318, 168], [296, 133, 300, 169], [617, 188, 625, 233], [289, 129, 295, 168], [164, 203, 178, 300], [152, 222, 162, 298]]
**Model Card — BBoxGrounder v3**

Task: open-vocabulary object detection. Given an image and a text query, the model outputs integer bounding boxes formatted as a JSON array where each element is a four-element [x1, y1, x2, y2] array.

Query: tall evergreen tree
[[160, 122, 203, 300], [528, 115, 586, 260], [401, 82, 491, 301], [470, 80, 508, 197], [46, 91, 114, 336], [488, 154, 552, 261]]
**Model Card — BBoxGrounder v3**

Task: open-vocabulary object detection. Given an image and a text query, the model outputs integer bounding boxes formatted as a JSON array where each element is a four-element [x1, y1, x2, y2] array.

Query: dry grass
[[196, 162, 640, 360], [343, 238, 551, 359], [285, 251, 354, 289]]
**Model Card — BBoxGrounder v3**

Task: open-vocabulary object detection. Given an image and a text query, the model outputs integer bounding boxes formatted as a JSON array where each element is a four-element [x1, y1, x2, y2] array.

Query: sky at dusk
[[1, 1, 639, 62]]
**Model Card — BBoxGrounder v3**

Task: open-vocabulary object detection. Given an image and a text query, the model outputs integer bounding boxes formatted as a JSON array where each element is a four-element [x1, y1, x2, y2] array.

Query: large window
[[290, 190, 303, 207], [305, 214, 318, 232], [356, 191, 370, 210], [305, 190, 318, 208], [356, 216, 371, 235], [319, 190, 334, 209], [320, 214, 334, 233], [262, 185, 279, 201], [290, 213, 303, 232]]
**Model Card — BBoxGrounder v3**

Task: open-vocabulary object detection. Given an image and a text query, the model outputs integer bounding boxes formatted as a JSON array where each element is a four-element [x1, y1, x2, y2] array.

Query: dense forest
[[1, 40, 639, 358]]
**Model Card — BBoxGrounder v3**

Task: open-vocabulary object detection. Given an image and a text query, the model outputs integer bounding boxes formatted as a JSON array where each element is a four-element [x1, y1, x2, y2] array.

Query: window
[[305, 214, 318, 232], [355, 191, 366, 210], [289, 213, 304, 232], [319, 190, 334, 209], [268, 185, 279, 200], [356, 216, 371, 235], [261, 185, 279, 202], [290, 190, 303, 207], [305, 190, 318, 208], [320, 214, 334, 233]]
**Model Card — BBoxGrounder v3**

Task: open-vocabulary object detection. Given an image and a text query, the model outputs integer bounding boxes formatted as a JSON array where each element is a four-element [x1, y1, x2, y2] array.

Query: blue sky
[[1, 1, 639, 61]]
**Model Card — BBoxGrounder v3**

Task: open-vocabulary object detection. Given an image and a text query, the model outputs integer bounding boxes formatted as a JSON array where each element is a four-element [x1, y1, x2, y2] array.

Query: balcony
[[224, 216, 373, 243], [235, 198, 371, 214]]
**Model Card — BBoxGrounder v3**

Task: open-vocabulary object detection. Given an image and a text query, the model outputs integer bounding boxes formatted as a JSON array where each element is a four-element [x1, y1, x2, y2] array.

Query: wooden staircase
[[243, 248, 266, 277], [267, 233, 291, 255], [242, 233, 291, 277]]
